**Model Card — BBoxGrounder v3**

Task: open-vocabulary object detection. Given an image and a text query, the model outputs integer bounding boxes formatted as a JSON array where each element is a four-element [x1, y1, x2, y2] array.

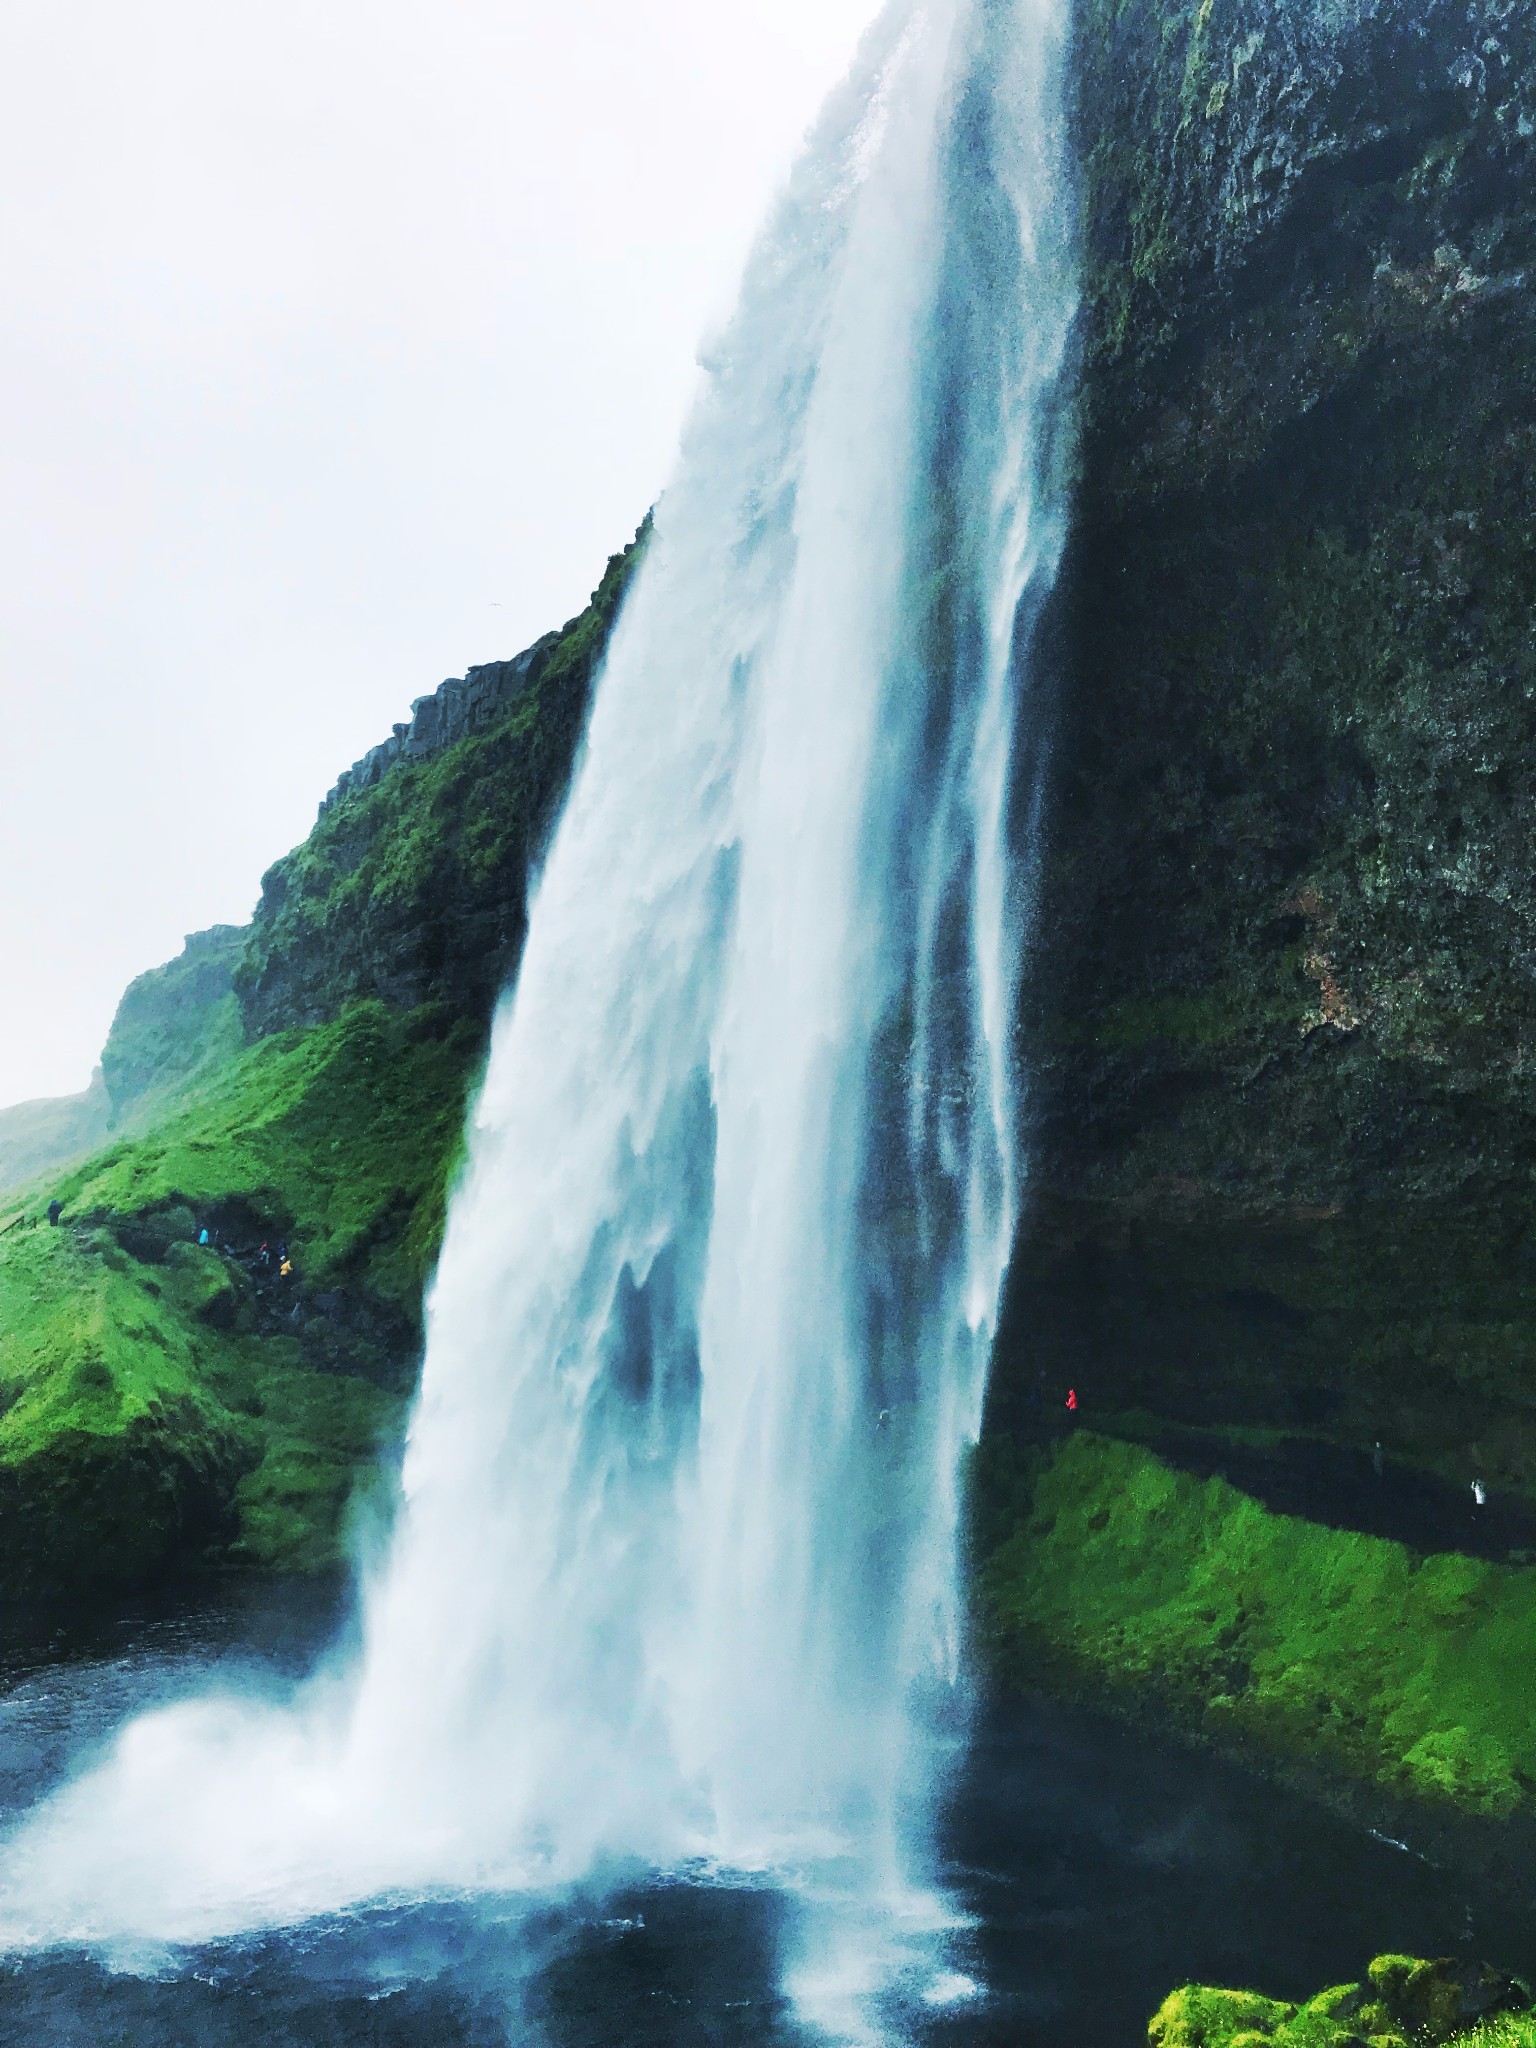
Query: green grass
[[1148, 1956, 1535, 2048], [0, 999, 483, 1593], [0, 1224, 227, 1453], [0, 1220, 401, 1582], [979, 1433, 1536, 1818], [51, 999, 482, 1305]]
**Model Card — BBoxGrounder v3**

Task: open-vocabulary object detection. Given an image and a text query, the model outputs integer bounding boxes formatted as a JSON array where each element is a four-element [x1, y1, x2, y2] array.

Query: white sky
[[0, 0, 877, 1110]]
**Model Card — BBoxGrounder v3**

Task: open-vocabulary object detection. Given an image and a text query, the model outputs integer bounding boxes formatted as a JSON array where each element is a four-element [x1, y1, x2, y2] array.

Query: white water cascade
[[0, 0, 1074, 2031]]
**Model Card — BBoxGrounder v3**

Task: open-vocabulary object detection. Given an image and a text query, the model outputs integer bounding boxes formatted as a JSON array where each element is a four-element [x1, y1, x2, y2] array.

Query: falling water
[[0, 0, 1074, 2033]]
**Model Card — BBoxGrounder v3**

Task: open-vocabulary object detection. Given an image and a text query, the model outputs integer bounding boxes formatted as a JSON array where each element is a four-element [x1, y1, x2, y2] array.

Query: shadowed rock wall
[[993, 0, 1536, 1501]]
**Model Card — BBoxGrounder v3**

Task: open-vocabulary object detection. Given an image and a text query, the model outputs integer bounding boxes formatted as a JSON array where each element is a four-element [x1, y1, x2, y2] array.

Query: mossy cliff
[[976, 0, 1536, 1839], [0, 536, 645, 1600], [235, 529, 645, 1036], [1011, 0, 1536, 1480]]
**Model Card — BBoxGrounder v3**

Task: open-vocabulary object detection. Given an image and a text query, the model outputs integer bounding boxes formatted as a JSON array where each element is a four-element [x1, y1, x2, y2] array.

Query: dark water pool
[[0, 1581, 1530, 2048]]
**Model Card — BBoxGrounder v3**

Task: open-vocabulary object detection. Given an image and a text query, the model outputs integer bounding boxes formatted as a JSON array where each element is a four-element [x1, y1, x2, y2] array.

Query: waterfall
[[0, 0, 1074, 2032]]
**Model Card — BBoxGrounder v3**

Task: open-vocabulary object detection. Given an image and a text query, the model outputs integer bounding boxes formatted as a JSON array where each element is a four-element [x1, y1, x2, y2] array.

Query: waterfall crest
[[0, 0, 1074, 2026]]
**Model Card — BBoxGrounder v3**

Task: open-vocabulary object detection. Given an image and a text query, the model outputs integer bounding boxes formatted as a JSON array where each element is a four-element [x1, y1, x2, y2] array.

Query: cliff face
[[233, 528, 647, 1039], [978, 0, 1536, 1846], [100, 926, 246, 1114], [992, 0, 1536, 1488]]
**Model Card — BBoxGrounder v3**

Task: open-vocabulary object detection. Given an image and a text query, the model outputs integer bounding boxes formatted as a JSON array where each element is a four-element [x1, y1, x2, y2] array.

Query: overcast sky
[[0, 0, 876, 1111]]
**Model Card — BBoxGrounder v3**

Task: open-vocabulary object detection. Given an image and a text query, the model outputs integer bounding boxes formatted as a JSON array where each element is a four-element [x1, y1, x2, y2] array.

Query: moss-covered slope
[[0, 1002, 477, 1594], [0, 541, 643, 1604], [235, 527, 646, 1037], [979, 1433, 1536, 1823]]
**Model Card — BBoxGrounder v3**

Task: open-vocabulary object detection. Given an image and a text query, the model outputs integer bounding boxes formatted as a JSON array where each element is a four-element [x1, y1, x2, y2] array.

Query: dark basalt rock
[[990, 0, 1536, 1504], [233, 526, 648, 1041], [317, 641, 556, 814]]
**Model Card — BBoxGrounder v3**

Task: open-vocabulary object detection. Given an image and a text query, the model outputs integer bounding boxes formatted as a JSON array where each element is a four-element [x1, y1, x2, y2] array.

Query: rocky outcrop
[[235, 526, 647, 1039], [317, 643, 555, 816]]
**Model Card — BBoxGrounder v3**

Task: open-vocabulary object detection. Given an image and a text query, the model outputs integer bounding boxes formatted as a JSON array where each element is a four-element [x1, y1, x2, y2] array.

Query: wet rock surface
[[992, 0, 1536, 1502]]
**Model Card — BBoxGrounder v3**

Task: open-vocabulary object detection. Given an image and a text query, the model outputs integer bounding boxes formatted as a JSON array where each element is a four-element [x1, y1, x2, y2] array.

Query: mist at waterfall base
[[0, 0, 1074, 2038]]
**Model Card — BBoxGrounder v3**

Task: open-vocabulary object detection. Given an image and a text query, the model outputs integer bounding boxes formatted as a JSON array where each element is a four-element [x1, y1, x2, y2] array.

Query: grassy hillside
[[978, 1432, 1536, 1824], [0, 539, 643, 1606], [0, 1075, 111, 1197], [0, 1002, 481, 1594]]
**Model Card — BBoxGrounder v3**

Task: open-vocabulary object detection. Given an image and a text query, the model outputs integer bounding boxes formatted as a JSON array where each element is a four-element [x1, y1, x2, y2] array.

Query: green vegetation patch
[[236, 525, 648, 1037], [980, 1434, 1536, 1818], [0, 1221, 401, 1588], [1149, 1955, 1533, 2048], [0, 999, 483, 1596], [53, 999, 482, 1307], [0, 1224, 251, 1596]]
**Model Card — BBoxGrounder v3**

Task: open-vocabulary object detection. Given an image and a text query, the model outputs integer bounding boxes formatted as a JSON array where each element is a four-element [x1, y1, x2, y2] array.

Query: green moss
[[1149, 1956, 1533, 2048], [53, 999, 481, 1307], [0, 998, 483, 1596], [0, 1226, 252, 1595], [979, 1434, 1536, 1819], [0, 1227, 220, 1451], [236, 524, 648, 1037], [0, 1217, 402, 1588], [1150, 1985, 1298, 2048], [219, 1355, 397, 1574], [1468, 2020, 1536, 2048]]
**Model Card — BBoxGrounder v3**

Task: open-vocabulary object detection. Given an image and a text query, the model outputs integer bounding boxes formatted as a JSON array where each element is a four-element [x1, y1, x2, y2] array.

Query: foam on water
[[0, 1, 1074, 2032]]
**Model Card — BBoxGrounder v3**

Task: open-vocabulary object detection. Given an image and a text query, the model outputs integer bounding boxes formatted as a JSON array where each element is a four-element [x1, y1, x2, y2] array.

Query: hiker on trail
[[198, 1227, 210, 1247], [1473, 1480, 1487, 1507], [259, 1242, 271, 1270], [1066, 1388, 1078, 1413], [279, 1254, 294, 1280], [46, 1200, 62, 1227]]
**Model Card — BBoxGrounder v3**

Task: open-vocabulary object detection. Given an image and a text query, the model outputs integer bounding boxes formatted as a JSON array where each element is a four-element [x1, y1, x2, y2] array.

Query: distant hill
[[0, 1074, 111, 1204]]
